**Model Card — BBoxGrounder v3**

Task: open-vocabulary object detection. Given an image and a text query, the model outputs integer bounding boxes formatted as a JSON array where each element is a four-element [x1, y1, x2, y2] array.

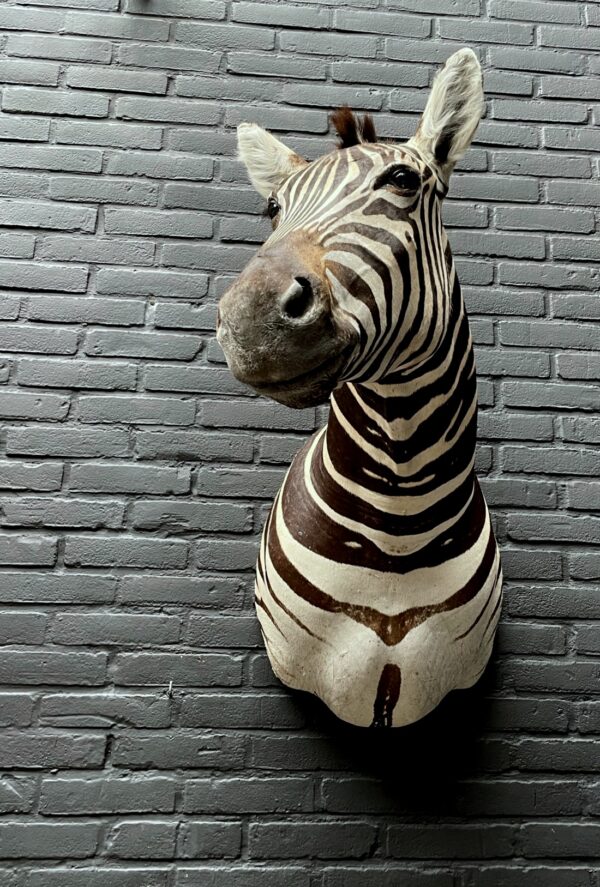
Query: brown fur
[[331, 106, 378, 148]]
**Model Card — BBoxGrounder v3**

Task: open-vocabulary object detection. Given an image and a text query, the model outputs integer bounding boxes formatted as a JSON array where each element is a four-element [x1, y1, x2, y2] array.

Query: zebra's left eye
[[384, 166, 421, 192], [267, 197, 280, 219]]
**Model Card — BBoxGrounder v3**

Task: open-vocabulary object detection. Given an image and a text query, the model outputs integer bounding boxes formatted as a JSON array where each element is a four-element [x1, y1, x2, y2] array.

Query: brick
[[249, 821, 377, 859], [196, 467, 286, 499], [131, 499, 251, 533], [17, 359, 137, 390], [488, 46, 586, 74], [0, 116, 50, 142], [3, 86, 109, 118], [0, 59, 60, 86], [0, 460, 63, 491], [125, 0, 225, 15], [544, 127, 600, 152], [114, 652, 243, 687], [540, 75, 600, 101], [228, 52, 327, 81], [0, 612, 47, 644], [0, 572, 116, 604], [96, 268, 208, 298], [7, 34, 111, 62], [27, 294, 145, 323], [0, 775, 36, 813], [66, 65, 168, 94], [184, 777, 313, 814], [118, 43, 221, 73], [0, 651, 105, 685], [0, 533, 57, 565], [0, 144, 102, 173], [106, 152, 213, 181], [174, 21, 275, 52], [153, 302, 215, 330], [0, 729, 106, 766], [187, 615, 263, 648], [108, 820, 177, 859], [282, 30, 378, 58], [78, 394, 196, 425], [335, 8, 429, 36], [0, 695, 35, 727], [105, 208, 211, 238], [507, 586, 600, 619], [440, 19, 533, 44], [490, 0, 579, 23], [179, 820, 242, 859], [56, 121, 163, 150], [50, 176, 158, 205], [65, 10, 169, 40], [118, 575, 245, 609], [0, 822, 99, 858], [492, 99, 587, 124], [64, 535, 188, 569], [463, 868, 593, 887], [26, 870, 169, 887], [51, 613, 181, 646], [0, 234, 35, 259], [503, 382, 599, 412], [39, 693, 170, 729], [40, 776, 176, 814], [6, 426, 128, 458], [181, 691, 304, 730], [557, 354, 600, 381], [175, 868, 308, 887], [84, 329, 201, 360], [0, 198, 96, 232], [323, 871, 451, 887], [496, 206, 595, 233], [113, 730, 245, 770], [496, 622, 567, 655], [0, 259, 88, 291], [521, 823, 600, 858], [133, 430, 253, 462], [386, 824, 516, 859], [69, 463, 190, 495], [492, 150, 591, 178]]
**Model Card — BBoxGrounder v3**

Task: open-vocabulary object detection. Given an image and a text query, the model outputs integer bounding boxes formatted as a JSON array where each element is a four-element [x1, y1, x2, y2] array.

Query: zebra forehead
[[277, 142, 432, 200]]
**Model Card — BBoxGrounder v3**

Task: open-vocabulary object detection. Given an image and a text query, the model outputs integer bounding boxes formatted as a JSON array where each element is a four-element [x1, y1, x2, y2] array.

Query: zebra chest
[[254, 440, 501, 727]]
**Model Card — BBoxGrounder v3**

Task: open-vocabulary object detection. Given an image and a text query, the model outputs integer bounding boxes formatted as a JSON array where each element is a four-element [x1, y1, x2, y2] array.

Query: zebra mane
[[331, 106, 378, 148]]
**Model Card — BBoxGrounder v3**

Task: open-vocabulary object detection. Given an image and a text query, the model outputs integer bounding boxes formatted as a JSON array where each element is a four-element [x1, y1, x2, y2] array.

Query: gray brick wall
[[0, 0, 598, 883]]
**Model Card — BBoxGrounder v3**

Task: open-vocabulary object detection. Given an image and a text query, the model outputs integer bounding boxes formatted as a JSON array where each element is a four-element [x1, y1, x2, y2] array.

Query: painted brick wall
[[0, 0, 598, 883]]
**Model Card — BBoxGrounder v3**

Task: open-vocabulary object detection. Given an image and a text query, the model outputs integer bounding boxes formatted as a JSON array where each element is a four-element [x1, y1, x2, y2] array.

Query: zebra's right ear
[[237, 123, 308, 199], [411, 47, 484, 183]]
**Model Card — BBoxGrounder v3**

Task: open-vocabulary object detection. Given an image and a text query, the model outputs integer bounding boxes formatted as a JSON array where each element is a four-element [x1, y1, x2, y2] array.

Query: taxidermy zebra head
[[217, 48, 484, 408]]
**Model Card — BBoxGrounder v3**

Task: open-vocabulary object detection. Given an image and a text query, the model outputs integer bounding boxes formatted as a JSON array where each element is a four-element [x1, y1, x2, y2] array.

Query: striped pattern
[[255, 142, 502, 727]]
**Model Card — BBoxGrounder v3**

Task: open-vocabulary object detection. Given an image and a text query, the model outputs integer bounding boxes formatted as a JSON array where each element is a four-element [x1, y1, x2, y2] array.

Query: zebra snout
[[278, 277, 315, 323]]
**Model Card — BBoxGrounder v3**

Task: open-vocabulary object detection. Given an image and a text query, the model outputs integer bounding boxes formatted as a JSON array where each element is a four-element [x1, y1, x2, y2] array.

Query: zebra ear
[[237, 123, 308, 199], [411, 48, 484, 182]]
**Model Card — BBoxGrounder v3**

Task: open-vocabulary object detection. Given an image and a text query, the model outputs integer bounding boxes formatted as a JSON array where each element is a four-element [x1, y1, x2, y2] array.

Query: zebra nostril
[[279, 277, 314, 321]]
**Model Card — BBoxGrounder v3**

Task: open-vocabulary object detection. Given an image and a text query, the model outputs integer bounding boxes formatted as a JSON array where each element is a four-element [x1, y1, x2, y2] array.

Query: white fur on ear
[[237, 123, 307, 198], [410, 47, 484, 182]]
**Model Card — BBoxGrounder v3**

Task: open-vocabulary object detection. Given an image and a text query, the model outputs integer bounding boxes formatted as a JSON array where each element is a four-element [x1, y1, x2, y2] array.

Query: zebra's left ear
[[410, 48, 484, 183], [237, 123, 308, 199]]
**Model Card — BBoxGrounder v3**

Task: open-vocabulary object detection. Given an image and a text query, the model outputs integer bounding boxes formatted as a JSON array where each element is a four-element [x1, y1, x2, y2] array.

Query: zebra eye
[[267, 197, 280, 219], [385, 166, 421, 192]]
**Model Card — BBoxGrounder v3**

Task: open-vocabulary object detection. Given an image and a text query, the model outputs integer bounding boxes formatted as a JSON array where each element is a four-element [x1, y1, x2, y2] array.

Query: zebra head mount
[[217, 48, 502, 729], [217, 47, 484, 408]]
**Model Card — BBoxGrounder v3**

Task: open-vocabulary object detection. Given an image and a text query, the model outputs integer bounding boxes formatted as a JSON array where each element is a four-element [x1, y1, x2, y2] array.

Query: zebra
[[217, 48, 502, 728]]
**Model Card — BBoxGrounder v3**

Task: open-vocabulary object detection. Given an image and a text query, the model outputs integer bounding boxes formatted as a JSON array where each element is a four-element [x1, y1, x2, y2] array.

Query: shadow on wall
[[285, 658, 499, 814]]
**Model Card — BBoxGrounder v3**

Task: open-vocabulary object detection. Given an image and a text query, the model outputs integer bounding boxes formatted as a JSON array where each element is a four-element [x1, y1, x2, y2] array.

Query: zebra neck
[[323, 305, 477, 521]]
